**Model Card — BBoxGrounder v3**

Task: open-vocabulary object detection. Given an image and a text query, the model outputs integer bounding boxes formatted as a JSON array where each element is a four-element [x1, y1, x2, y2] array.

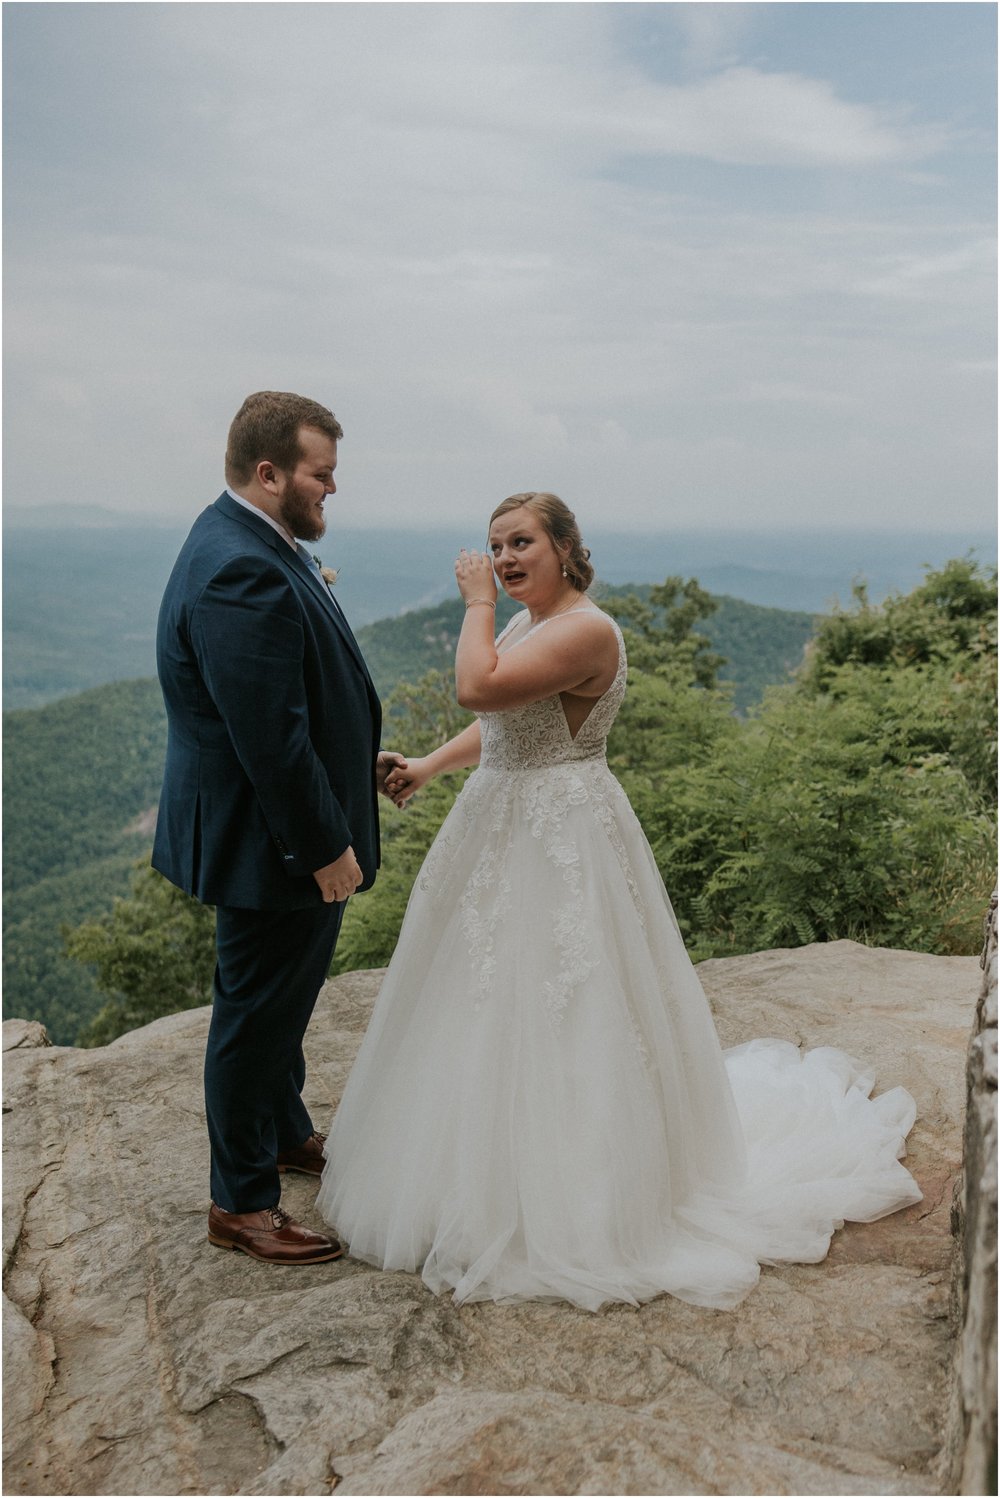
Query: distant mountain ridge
[[4, 503, 186, 530], [4, 514, 992, 709], [356, 588, 816, 715]]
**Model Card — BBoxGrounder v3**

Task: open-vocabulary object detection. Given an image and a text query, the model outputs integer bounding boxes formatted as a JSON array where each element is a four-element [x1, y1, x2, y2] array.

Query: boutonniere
[[312, 554, 339, 586]]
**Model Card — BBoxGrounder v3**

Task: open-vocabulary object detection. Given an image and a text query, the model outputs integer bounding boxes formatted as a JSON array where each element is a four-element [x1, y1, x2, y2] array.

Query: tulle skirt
[[317, 761, 921, 1311]]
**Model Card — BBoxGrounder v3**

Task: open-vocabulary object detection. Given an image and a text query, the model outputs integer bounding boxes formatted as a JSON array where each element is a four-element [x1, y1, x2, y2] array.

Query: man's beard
[[278, 479, 327, 543]]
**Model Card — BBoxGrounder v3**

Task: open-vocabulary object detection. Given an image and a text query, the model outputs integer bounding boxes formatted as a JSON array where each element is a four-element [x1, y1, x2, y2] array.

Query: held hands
[[455, 548, 497, 607], [376, 750, 408, 797], [312, 845, 364, 903], [382, 755, 433, 808], [379, 749, 421, 810]]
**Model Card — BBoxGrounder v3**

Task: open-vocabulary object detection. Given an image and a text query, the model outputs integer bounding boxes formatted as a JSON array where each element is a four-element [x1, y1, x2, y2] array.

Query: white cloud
[[853, 238, 997, 300], [616, 65, 946, 166], [668, 0, 755, 73], [2, 3, 994, 534]]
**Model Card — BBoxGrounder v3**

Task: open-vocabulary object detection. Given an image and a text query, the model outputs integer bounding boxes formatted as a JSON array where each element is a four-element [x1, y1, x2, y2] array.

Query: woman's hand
[[376, 751, 408, 799], [383, 755, 434, 808], [455, 548, 497, 607]]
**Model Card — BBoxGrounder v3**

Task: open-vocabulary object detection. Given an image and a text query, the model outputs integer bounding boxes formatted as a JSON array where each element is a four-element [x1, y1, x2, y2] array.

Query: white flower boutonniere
[[312, 554, 339, 586]]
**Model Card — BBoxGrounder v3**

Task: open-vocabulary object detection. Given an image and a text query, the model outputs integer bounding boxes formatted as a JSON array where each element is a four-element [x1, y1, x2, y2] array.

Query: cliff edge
[[2, 940, 980, 1496]]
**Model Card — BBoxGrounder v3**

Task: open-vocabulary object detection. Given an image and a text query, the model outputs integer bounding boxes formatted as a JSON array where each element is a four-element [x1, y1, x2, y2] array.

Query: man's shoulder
[[164, 500, 290, 602], [181, 498, 283, 564], [191, 493, 266, 537]]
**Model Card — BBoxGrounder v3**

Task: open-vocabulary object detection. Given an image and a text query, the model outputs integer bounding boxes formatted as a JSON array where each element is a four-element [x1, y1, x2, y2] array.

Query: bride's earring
[[561, 565, 569, 578]]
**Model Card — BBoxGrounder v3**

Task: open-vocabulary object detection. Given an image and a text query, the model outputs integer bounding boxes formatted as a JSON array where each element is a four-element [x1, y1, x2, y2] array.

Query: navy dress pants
[[206, 899, 345, 1213]]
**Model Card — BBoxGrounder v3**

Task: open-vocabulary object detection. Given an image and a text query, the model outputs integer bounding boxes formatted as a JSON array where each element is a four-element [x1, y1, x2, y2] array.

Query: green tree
[[604, 575, 725, 686], [629, 562, 997, 959], [645, 684, 996, 959], [381, 668, 475, 755], [804, 556, 996, 676], [801, 558, 997, 803], [67, 862, 216, 1046], [4, 854, 139, 1042]]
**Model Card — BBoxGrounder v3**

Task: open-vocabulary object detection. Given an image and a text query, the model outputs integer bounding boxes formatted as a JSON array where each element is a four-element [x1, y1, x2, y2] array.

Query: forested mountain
[[3, 588, 814, 1041], [6, 563, 994, 1046], [357, 587, 817, 714], [3, 680, 167, 1042]]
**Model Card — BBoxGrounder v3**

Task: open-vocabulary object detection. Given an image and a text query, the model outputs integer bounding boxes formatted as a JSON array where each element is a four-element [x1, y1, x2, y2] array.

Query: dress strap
[[494, 610, 530, 647], [531, 604, 619, 635]]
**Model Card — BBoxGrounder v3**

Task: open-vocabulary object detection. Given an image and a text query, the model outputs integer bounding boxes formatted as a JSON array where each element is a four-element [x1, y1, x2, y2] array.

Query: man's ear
[[256, 460, 279, 496]]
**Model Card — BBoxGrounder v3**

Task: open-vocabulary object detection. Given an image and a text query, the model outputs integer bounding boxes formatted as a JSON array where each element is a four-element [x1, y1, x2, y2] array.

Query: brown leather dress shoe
[[207, 1203, 343, 1264], [277, 1130, 327, 1177]]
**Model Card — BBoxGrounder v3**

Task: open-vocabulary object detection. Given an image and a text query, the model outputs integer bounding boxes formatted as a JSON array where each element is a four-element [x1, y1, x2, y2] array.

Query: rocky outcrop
[[2, 1020, 52, 1052], [947, 897, 998, 1495], [2, 941, 980, 1496]]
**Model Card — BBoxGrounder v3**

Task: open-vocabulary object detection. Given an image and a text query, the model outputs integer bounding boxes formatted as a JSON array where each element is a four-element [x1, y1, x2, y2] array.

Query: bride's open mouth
[[503, 570, 526, 586]]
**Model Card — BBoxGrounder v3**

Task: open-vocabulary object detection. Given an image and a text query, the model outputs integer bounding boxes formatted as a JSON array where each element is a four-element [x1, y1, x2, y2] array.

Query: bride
[[316, 492, 921, 1311]]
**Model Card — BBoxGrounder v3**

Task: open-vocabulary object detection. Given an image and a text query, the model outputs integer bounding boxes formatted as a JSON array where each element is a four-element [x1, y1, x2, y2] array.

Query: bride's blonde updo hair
[[489, 492, 594, 593]]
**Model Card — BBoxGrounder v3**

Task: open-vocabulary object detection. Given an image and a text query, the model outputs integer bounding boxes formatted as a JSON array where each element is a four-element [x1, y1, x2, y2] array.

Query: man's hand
[[312, 846, 364, 903], [376, 750, 408, 798], [382, 755, 433, 808]]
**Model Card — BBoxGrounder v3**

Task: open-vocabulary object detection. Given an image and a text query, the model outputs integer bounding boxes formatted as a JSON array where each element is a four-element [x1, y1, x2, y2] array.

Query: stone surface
[[2, 943, 979, 1497], [2, 1019, 51, 1052], [946, 896, 998, 1495]]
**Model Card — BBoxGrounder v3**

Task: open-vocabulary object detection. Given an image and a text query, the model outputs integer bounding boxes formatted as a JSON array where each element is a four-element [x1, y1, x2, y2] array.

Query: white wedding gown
[[317, 609, 921, 1311]]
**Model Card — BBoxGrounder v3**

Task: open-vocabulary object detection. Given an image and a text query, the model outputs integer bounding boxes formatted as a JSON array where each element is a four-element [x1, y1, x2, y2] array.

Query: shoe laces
[[267, 1206, 291, 1229]]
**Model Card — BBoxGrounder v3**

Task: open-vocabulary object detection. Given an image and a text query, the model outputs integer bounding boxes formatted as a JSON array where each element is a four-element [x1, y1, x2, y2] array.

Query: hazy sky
[[4, 1, 996, 531]]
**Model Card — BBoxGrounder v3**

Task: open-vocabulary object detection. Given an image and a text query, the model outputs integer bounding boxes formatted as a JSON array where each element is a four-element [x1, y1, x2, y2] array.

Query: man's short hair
[[225, 391, 344, 485]]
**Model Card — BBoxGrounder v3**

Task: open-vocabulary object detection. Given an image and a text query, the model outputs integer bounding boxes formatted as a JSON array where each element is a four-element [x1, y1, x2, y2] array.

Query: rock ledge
[[2, 941, 979, 1496]]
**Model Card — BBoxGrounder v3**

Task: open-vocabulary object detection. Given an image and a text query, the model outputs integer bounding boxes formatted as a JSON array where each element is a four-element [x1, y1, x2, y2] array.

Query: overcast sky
[[4, 1, 996, 532]]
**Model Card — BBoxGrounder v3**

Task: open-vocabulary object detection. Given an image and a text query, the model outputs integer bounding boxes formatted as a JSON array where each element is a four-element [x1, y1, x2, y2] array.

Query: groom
[[153, 390, 401, 1265]]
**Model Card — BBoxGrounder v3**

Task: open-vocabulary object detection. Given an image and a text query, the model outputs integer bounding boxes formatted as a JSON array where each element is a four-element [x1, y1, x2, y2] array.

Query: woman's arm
[[452, 549, 618, 713], [384, 720, 482, 807]]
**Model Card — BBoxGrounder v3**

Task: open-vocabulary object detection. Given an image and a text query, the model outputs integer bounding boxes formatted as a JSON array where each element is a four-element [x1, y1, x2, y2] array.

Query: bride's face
[[488, 508, 567, 603]]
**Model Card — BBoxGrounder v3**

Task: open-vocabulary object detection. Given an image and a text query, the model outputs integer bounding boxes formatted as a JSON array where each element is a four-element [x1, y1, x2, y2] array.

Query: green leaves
[[801, 557, 997, 695], [627, 563, 996, 960], [67, 861, 217, 1047], [601, 575, 725, 688], [56, 558, 997, 1048]]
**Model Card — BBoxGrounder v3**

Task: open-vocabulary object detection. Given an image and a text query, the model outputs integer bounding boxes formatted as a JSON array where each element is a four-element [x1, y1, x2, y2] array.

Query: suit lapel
[[214, 493, 379, 700], [291, 546, 378, 694]]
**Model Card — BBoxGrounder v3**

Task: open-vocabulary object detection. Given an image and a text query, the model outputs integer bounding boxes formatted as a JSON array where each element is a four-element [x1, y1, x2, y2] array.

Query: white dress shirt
[[226, 487, 296, 551]]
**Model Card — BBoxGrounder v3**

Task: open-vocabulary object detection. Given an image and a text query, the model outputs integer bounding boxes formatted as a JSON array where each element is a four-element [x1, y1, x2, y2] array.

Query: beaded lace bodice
[[478, 608, 627, 770], [417, 605, 638, 1024]]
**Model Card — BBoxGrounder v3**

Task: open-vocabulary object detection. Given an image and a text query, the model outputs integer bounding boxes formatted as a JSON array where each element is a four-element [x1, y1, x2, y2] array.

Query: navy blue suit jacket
[[152, 494, 382, 910]]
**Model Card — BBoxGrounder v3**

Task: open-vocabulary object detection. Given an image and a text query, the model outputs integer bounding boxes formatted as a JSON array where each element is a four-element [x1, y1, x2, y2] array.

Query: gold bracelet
[[465, 598, 497, 610]]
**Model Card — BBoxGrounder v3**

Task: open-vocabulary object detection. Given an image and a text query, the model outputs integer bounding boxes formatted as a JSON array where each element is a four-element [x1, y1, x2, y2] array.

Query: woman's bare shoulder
[[550, 605, 620, 639]]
